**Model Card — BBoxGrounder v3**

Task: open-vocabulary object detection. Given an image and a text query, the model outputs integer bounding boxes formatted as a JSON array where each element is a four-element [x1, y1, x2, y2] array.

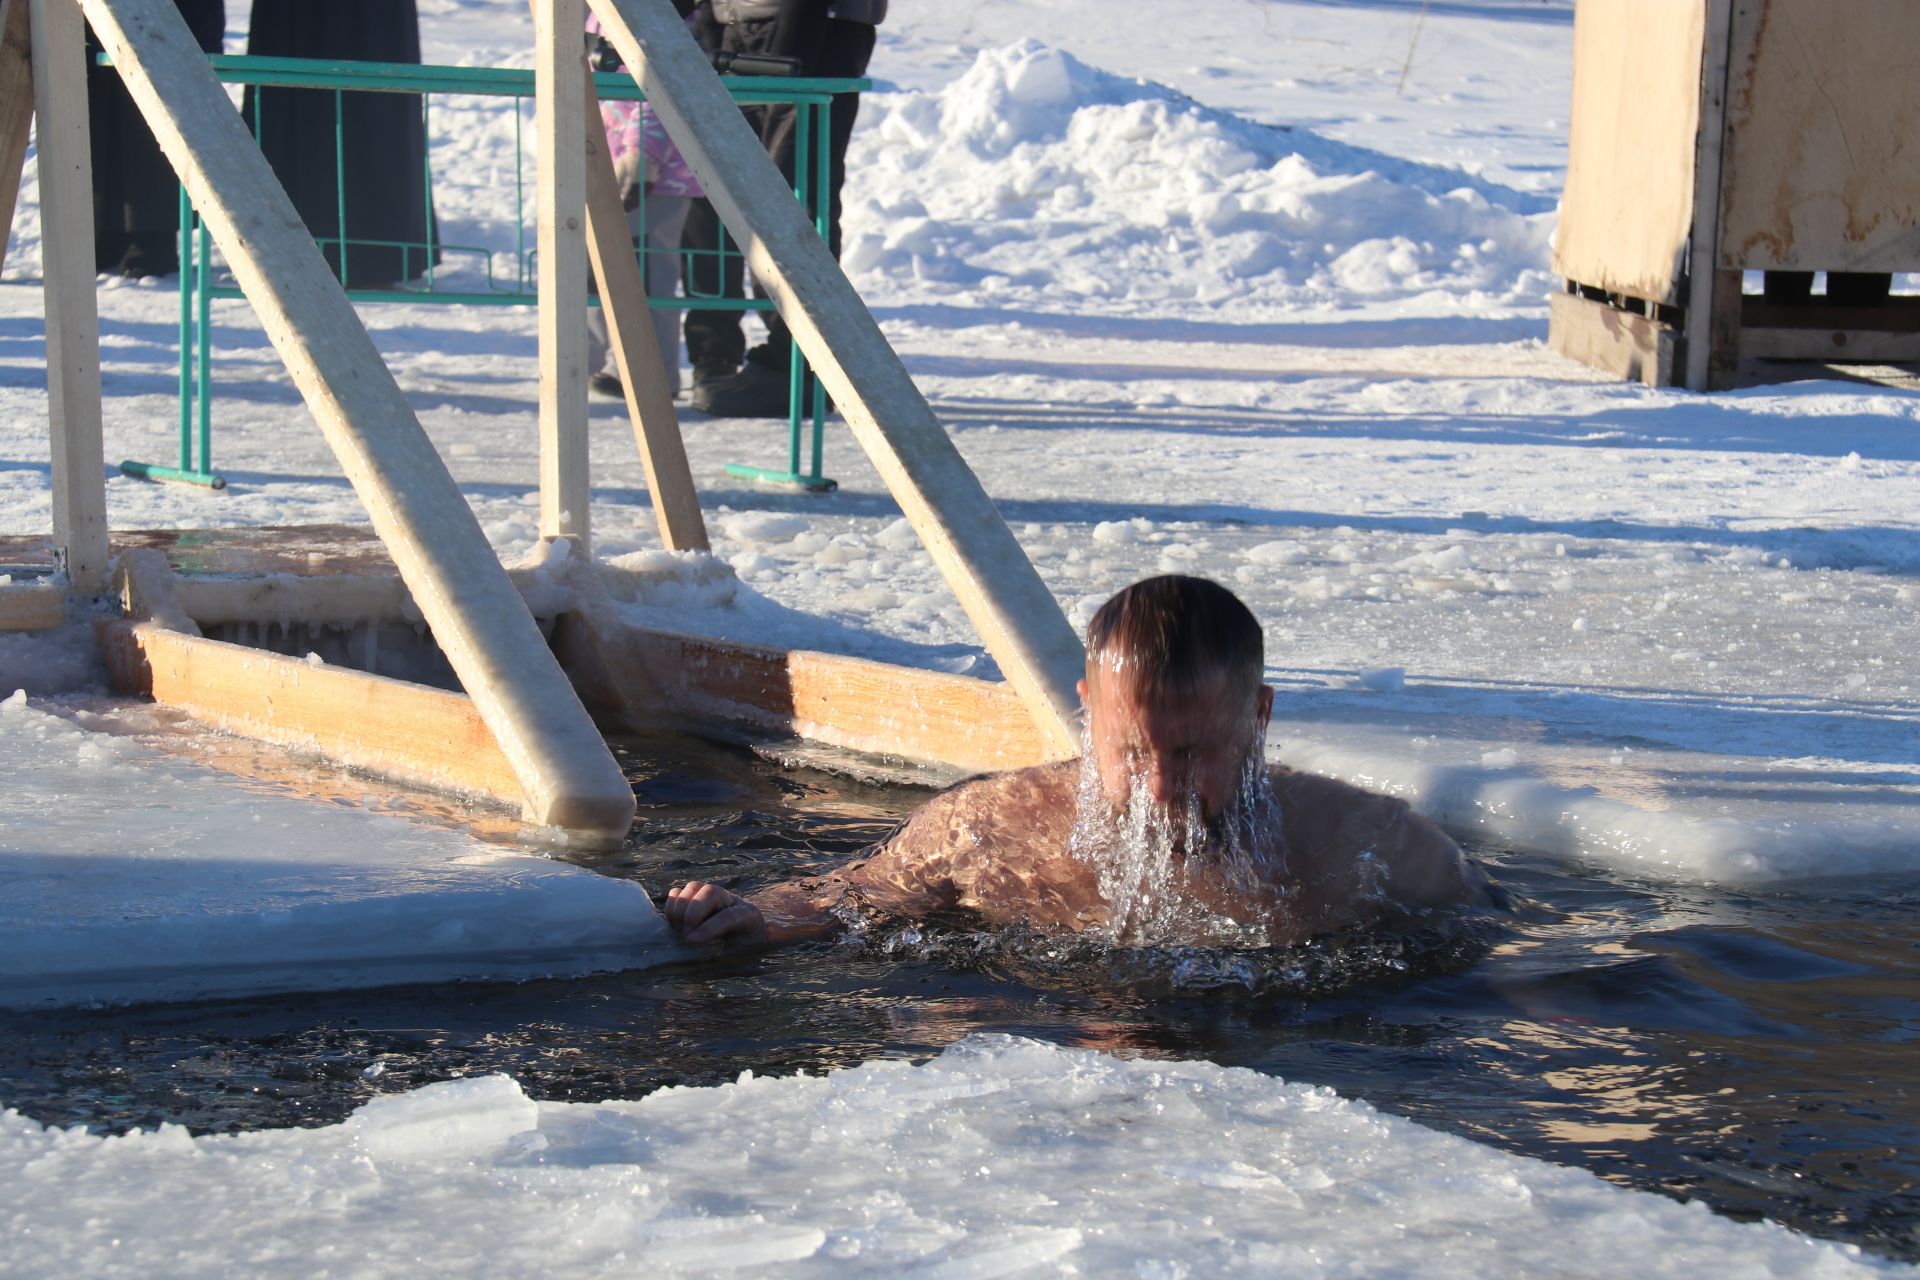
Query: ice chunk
[[1355, 666, 1406, 693], [719, 512, 811, 546], [1245, 540, 1307, 566], [349, 1075, 539, 1163]]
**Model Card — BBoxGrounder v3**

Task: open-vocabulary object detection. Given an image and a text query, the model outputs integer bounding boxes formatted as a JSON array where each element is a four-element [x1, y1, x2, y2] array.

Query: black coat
[[242, 0, 438, 287], [86, 0, 225, 277]]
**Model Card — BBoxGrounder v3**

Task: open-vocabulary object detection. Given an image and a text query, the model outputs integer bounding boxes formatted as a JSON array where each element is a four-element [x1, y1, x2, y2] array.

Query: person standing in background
[[242, 0, 438, 289], [86, 0, 225, 278], [585, 9, 703, 400], [681, 0, 884, 417]]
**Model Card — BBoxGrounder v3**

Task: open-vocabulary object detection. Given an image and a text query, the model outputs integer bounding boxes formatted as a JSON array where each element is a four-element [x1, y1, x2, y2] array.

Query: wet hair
[[1085, 575, 1264, 703]]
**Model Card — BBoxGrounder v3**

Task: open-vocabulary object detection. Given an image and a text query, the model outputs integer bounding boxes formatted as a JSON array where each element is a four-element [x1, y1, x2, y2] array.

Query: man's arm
[[661, 784, 978, 946]]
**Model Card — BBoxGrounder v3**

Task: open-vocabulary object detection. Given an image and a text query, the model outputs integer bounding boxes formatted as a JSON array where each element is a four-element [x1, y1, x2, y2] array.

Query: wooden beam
[[79, 0, 634, 839], [1547, 290, 1676, 386], [588, 0, 1083, 760], [0, 580, 63, 630], [0, 0, 34, 277], [29, 0, 109, 593], [581, 64, 708, 552], [537, 0, 592, 550], [99, 620, 526, 809], [1683, 0, 1735, 391], [1738, 327, 1920, 364], [616, 624, 1056, 776]]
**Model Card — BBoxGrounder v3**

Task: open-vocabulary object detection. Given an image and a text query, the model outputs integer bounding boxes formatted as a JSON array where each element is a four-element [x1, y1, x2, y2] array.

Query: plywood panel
[[1718, 0, 1920, 272], [1553, 0, 1706, 304]]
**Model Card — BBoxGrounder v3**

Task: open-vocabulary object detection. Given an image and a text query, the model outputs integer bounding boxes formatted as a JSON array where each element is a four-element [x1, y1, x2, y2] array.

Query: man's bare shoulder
[[1271, 765, 1418, 826], [884, 759, 1079, 857], [1268, 766, 1491, 909]]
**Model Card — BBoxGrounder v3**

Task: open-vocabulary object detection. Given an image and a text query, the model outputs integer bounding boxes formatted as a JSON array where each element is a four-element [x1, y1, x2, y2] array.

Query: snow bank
[[1275, 735, 1920, 885], [0, 697, 672, 1010], [842, 41, 1555, 317], [0, 1035, 1898, 1278]]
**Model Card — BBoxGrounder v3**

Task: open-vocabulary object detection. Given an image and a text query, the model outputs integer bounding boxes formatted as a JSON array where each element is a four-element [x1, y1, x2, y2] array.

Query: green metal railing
[[116, 54, 865, 492]]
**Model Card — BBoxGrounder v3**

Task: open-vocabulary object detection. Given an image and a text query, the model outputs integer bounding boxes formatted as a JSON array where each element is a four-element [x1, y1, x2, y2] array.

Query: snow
[[0, 695, 674, 1010], [2, 1035, 1903, 1279]]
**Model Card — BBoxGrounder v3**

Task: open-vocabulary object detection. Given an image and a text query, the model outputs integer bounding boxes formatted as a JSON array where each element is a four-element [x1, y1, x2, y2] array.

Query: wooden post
[[588, 0, 1084, 758], [581, 66, 708, 551], [79, 0, 635, 839], [0, 0, 34, 277], [30, 0, 109, 593], [536, 0, 593, 551], [1684, 0, 1737, 391]]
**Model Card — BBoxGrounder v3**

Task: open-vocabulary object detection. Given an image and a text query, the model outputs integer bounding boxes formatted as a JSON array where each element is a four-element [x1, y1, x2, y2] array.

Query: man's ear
[[1257, 684, 1274, 722], [1076, 676, 1089, 707]]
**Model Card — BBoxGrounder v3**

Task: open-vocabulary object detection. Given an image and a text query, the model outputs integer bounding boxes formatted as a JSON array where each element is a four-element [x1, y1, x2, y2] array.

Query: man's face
[[1078, 660, 1273, 825]]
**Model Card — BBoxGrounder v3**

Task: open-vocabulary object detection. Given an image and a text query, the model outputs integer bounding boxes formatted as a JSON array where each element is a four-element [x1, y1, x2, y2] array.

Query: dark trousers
[[681, 17, 874, 375], [86, 0, 225, 277]]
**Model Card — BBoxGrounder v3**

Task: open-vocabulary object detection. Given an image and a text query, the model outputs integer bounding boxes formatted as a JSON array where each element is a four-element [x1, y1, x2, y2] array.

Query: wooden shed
[[1550, 0, 1920, 389]]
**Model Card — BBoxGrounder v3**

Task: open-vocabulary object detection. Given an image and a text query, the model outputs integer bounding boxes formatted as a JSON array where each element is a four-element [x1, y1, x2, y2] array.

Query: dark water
[[1, 732, 1915, 1263]]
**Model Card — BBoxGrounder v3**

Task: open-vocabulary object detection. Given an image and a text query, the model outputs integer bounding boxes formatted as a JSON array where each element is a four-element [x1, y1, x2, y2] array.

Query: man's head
[[1076, 575, 1274, 822]]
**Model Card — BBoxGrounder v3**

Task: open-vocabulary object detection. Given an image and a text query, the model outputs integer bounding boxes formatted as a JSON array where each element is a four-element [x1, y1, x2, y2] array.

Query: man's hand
[[663, 881, 769, 946]]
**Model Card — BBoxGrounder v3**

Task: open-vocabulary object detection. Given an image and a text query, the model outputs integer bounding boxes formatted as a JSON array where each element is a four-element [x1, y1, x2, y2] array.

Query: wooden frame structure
[[3, 0, 1080, 840], [1550, 0, 1920, 390]]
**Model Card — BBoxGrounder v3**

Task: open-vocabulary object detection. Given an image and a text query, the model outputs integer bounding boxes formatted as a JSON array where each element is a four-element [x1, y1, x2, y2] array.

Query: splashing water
[[1065, 720, 1292, 947]]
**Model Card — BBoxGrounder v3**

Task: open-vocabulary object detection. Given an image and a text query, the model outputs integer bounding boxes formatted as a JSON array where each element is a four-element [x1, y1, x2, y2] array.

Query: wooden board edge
[[0, 580, 63, 630], [98, 618, 530, 812], [1548, 290, 1678, 387], [1738, 328, 1920, 364], [607, 622, 1067, 776]]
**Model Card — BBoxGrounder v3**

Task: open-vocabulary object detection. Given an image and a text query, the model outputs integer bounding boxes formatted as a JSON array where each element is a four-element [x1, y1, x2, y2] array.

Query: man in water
[[664, 575, 1495, 947]]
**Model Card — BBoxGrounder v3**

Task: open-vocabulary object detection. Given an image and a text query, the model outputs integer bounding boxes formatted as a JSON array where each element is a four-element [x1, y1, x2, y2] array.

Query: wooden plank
[[1745, 298, 1920, 334], [580, 64, 708, 552], [1700, 268, 1745, 390], [1684, 0, 1737, 391], [537, 0, 592, 549], [620, 625, 1055, 776], [546, 552, 1049, 774], [588, 0, 1083, 759], [29, 0, 109, 593], [1553, 0, 1705, 306], [172, 572, 413, 628], [1739, 327, 1920, 363], [1548, 290, 1677, 387], [98, 620, 526, 808], [0, 0, 33, 277], [1718, 0, 1920, 274], [80, 0, 634, 839], [0, 580, 63, 630]]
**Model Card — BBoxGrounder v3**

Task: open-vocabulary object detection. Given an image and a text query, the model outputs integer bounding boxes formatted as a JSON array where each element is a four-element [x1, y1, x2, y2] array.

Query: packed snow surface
[[2, 1035, 1903, 1279], [0, 694, 672, 1010]]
